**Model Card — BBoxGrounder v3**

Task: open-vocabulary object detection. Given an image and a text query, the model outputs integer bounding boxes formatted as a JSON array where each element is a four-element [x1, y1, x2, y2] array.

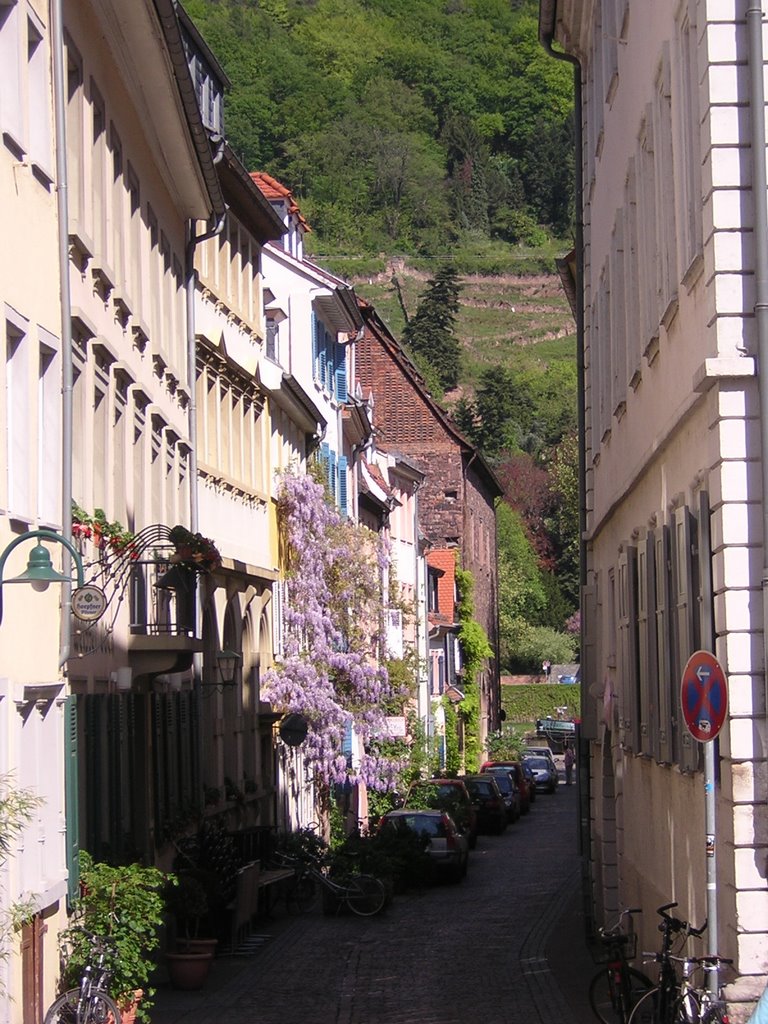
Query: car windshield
[[489, 774, 513, 793], [528, 757, 550, 769], [465, 780, 494, 797]]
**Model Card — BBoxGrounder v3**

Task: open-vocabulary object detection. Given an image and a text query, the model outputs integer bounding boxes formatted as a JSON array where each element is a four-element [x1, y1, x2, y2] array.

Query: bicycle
[[275, 850, 387, 917], [44, 927, 121, 1024], [626, 903, 712, 1024], [589, 906, 654, 1024], [629, 951, 733, 1024]]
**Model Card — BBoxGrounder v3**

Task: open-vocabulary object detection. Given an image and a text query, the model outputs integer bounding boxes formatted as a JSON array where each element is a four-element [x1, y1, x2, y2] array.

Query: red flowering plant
[[71, 502, 137, 559], [168, 526, 222, 573], [263, 470, 410, 795]]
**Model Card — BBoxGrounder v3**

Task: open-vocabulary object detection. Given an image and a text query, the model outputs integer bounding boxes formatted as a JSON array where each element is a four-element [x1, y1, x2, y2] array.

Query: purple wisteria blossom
[[263, 470, 409, 791]]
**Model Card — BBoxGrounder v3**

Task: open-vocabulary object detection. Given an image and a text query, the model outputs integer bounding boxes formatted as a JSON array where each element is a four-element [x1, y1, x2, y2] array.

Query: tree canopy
[[185, 0, 574, 253]]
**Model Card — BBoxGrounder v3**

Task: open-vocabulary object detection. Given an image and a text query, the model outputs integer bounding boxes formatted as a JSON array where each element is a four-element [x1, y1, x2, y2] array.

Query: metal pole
[[704, 739, 717, 996]]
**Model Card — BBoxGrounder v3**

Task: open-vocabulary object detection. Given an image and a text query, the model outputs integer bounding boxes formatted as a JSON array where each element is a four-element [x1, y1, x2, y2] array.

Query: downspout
[[746, 0, 768, 756], [51, 0, 74, 668], [539, 3, 591, 935], [184, 140, 226, 805]]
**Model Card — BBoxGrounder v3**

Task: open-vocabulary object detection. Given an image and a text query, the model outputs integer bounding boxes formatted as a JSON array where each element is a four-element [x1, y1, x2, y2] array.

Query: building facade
[[540, 0, 768, 1014]]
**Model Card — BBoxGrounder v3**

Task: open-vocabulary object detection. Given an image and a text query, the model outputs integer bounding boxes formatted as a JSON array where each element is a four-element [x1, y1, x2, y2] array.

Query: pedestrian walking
[[564, 742, 575, 785]]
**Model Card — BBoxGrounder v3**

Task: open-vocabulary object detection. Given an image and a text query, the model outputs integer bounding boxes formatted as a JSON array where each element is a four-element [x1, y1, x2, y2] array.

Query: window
[[266, 318, 278, 362], [427, 569, 439, 613], [6, 307, 31, 518], [654, 47, 678, 321], [110, 126, 125, 287], [65, 37, 84, 228], [90, 81, 107, 262], [27, 9, 51, 179], [0, 0, 23, 152], [92, 357, 109, 510], [37, 329, 60, 524], [675, 0, 703, 277]]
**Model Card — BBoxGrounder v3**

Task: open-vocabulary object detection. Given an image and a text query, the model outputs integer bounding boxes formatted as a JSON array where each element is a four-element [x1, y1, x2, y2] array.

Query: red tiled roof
[[250, 171, 311, 233]]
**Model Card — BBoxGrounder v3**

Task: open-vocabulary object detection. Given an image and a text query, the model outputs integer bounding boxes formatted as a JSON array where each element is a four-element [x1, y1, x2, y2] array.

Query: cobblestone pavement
[[151, 779, 596, 1024]]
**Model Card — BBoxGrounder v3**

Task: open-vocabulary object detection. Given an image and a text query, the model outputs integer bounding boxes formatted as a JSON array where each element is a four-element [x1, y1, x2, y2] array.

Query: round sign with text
[[72, 585, 107, 622], [680, 650, 728, 743]]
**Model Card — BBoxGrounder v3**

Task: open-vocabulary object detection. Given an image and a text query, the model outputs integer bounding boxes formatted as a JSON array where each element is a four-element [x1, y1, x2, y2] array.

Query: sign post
[[681, 650, 728, 997]]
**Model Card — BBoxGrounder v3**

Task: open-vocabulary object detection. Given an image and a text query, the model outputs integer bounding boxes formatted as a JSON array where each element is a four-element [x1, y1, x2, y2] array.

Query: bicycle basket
[[591, 930, 637, 964]]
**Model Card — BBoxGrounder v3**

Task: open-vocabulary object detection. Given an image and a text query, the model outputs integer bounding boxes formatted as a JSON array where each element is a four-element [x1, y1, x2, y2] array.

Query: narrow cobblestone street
[[152, 778, 596, 1024]]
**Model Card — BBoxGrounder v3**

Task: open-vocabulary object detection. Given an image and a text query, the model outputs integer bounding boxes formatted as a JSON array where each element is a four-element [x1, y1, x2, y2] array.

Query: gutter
[[538, 0, 592, 938], [51, 0, 73, 668], [747, 0, 768, 799]]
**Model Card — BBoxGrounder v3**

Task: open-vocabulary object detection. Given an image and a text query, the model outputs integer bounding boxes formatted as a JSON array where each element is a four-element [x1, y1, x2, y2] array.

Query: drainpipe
[[747, 0, 768, 766], [51, 0, 74, 668], [539, 2, 591, 936]]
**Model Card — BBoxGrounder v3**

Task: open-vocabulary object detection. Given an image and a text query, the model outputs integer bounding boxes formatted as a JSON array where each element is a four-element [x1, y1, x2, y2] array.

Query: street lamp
[[0, 529, 85, 625]]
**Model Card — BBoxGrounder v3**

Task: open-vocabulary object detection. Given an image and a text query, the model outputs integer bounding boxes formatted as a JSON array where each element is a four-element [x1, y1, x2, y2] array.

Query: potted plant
[[164, 873, 216, 991], [62, 852, 166, 1023]]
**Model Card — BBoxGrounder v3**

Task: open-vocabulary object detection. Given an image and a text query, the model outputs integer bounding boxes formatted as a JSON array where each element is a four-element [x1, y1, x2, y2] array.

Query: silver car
[[377, 809, 469, 882]]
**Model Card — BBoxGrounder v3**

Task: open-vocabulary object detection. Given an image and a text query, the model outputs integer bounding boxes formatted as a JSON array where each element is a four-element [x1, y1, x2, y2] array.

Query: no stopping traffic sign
[[680, 650, 728, 742]]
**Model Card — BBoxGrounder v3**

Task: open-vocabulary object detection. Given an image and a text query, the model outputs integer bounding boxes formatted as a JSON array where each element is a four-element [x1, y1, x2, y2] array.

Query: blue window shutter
[[335, 349, 348, 403], [325, 331, 334, 392], [320, 441, 330, 477], [311, 312, 320, 381], [338, 455, 348, 516], [329, 448, 337, 498], [342, 719, 353, 766]]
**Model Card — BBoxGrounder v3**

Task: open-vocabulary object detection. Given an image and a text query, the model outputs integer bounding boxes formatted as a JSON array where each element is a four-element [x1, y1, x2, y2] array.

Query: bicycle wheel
[[44, 988, 122, 1024], [627, 987, 662, 1024], [590, 968, 654, 1024], [673, 991, 701, 1024], [343, 874, 386, 917], [286, 873, 318, 913]]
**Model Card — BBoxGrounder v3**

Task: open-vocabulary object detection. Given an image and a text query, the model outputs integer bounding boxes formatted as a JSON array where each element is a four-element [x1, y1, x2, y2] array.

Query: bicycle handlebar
[[655, 902, 706, 939]]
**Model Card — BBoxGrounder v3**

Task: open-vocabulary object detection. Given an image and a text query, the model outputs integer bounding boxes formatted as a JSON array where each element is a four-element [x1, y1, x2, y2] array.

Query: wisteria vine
[[262, 470, 409, 791]]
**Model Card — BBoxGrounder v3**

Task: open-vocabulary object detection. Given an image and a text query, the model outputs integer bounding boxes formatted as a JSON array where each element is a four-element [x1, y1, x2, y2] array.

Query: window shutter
[[179, 691, 193, 806], [342, 719, 353, 766], [580, 579, 598, 740], [446, 630, 456, 684], [153, 694, 167, 832], [617, 546, 640, 752], [338, 454, 348, 516], [311, 312, 320, 380], [655, 522, 673, 764], [335, 354, 348, 404], [325, 331, 334, 393], [328, 448, 337, 498], [637, 534, 656, 756], [673, 505, 701, 772], [64, 696, 80, 907]]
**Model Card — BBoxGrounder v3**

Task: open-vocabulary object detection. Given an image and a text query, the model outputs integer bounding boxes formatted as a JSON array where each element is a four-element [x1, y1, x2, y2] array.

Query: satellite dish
[[279, 713, 309, 747]]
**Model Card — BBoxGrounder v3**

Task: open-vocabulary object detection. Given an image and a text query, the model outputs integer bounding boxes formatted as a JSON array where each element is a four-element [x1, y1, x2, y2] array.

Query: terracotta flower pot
[[165, 951, 213, 991], [175, 937, 218, 956]]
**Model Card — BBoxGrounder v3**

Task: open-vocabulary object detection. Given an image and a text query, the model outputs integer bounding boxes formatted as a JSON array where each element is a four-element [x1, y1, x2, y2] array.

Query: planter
[[165, 951, 214, 991], [116, 990, 144, 1024], [175, 937, 218, 956]]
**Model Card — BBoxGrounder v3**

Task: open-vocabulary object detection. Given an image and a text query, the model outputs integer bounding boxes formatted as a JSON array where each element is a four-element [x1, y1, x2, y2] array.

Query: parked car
[[520, 758, 537, 804], [404, 779, 478, 849], [481, 761, 532, 814], [558, 673, 579, 684], [462, 775, 507, 835], [481, 768, 520, 822], [377, 809, 469, 883], [524, 754, 559, 793], [523, 745, 556, 769]]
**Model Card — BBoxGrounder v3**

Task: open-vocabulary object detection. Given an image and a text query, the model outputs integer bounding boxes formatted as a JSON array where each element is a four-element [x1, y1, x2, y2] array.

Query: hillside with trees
[[187, 0, 579, 672]]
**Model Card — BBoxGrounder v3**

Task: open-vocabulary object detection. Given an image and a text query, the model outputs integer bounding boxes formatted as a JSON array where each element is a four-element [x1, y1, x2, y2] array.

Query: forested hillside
[[186, 0, 574, 261], [187, 0, 579, 671]]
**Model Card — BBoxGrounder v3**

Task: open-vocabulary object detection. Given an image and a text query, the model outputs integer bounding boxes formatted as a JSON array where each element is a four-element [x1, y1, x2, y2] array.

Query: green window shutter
[[153, 694, 167, 836], [179, 691, 193, 807], [655, 522, 674, 764], [64, 695, 80, 908]]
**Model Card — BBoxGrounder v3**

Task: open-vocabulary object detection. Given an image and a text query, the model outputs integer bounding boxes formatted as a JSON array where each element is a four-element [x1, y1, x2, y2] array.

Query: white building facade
[[540, 1, 768, 1014]]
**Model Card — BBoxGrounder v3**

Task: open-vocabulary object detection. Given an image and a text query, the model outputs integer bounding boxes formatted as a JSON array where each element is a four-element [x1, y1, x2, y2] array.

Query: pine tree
[[402, 265, 462, 390]]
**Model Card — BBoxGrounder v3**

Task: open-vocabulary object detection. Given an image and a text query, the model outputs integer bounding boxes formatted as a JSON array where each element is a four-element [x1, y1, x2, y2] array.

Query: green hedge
[[501, 684, 581, 724]]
